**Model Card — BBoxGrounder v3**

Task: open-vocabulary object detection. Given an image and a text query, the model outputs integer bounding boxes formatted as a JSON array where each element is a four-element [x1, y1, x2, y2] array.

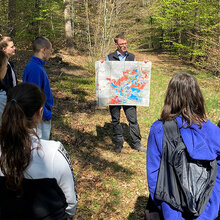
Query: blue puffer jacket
[[147, 116, 220, 220]]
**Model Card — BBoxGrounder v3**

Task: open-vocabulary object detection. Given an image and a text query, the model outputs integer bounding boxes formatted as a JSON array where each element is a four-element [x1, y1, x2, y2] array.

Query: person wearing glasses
[[102, 34, 146, 153]]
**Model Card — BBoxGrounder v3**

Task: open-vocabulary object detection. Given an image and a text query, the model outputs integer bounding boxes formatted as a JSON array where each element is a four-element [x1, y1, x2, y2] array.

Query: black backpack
[[155, 120, 217, 218], [0, 177, 68, 220]]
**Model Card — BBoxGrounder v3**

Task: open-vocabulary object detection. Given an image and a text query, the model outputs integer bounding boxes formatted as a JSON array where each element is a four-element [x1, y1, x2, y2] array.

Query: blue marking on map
[[120, 89, 124, 96], [109, 69, 147, 104], [131, 88, 141, 93], [129, 94, 139, 101]]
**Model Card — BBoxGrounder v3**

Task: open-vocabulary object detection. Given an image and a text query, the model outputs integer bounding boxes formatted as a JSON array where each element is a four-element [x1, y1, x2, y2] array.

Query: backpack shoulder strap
[[163, 120, 180, 141], [162, 119, 183, 155], [155, 119, 183, 212]]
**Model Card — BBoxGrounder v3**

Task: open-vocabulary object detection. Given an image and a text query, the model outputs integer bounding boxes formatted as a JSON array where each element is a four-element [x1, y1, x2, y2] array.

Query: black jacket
[[3, 61, 17, 89], [0, 80, 7, 92], [107, 50, 135, 61], [0, 177, 68, 220]]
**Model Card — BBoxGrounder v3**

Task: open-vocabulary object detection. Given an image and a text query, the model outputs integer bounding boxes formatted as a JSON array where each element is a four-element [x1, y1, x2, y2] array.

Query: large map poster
[[95, 61, 151, 107]]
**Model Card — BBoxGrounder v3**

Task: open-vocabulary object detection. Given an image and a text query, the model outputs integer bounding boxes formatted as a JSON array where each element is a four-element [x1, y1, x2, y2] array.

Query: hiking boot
[[133, 145, 147, 152], [114, 145, 123, 153]]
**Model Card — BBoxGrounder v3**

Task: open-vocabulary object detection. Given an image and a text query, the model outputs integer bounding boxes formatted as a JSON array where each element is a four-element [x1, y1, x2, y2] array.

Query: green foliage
[[0, 0, 218, 73], [144, 0, 219, 73], [0, 0, 64, 47], [50, 51, 219, 219]]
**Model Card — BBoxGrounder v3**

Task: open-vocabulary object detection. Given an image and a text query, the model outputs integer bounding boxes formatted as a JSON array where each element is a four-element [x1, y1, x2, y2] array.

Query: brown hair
[[0, 83, 45, 193], [33, 36, 51, 53], [114, 34, 126, 44], [160, 73, 206, 127], [0, 50, 8, 79], [0, 35, 12, 50]]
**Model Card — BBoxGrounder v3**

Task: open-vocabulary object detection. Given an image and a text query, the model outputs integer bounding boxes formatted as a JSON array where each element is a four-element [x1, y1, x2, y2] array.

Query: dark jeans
[[109, 105, 141, 148], [144, 196, 164, 220]]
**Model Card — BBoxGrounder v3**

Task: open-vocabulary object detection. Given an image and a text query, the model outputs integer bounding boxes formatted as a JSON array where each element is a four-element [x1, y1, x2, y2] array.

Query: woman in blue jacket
[[147, 73, 220, 220]]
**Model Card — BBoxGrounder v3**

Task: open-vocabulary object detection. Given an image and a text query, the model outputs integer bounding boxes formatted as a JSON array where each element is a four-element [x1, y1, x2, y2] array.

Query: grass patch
[[49, 51, 219, 219]]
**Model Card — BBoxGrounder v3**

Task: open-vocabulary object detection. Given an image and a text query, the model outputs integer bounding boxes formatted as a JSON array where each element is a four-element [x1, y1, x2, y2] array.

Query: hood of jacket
[[176, 116, 220, 161]]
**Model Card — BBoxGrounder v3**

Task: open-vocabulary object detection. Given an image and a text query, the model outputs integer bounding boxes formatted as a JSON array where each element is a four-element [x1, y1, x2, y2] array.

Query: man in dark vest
[[104, 34, 147, 153]]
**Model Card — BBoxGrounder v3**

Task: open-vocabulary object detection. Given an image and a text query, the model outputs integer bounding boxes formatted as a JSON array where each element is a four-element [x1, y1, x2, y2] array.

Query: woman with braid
[[0, 83, 77, 219]]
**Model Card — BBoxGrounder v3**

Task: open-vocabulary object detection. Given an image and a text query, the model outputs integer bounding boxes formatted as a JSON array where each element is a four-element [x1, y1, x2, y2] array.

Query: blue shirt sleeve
[[147, 123, 163, 200]]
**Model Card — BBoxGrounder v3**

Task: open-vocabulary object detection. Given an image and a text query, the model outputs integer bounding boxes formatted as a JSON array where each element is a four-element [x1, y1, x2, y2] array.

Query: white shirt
[[0, 137, 78, 216]]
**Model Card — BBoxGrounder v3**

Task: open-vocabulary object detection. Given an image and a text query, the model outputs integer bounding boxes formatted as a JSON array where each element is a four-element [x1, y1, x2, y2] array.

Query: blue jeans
[[37, 120, 51, 140]]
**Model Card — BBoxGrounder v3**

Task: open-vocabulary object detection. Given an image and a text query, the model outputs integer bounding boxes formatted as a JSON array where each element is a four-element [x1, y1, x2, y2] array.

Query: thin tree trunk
[[84, 0, 92, 58], [191, 0, 200, 62], [64, 0, 74, 50], [141, 0, 146, 6], [94, 1, 102, 56], [8, 0, 16, 37], [29, 0, 41, 37]]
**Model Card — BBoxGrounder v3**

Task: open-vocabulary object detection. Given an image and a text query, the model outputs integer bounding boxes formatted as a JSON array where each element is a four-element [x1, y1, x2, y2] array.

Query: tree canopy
[[0, 0, 219, 74]]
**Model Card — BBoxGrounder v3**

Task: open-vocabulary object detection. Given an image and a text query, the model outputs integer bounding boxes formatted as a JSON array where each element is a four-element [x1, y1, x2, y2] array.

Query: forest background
[[0, 0, 220, 219], [1, 0, 219, 73]]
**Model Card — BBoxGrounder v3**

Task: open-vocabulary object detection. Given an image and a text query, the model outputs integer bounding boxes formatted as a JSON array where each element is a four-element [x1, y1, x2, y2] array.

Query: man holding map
[[103, 34, 147, 153]]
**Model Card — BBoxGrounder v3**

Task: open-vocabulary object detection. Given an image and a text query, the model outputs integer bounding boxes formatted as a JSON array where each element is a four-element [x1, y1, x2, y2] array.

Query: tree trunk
[[84, 0, 92, 58], [64, 0, 74, 50], [29, 0, 41, 37], [141, 0, 146, 6], [8, 0, 16, 37], [191, 0, 200, 62]]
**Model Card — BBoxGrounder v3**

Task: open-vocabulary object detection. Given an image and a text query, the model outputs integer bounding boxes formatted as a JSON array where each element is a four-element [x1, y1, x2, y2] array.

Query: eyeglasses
[[118, 43, 127, 47]]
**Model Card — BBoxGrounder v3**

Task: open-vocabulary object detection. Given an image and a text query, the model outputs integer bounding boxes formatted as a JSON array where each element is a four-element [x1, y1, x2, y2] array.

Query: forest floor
[[13, 49, 220, 220]]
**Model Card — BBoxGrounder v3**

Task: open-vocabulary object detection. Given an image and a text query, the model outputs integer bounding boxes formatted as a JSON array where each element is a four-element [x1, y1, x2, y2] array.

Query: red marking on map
[[141, 68, 148, 78], [109, 96, 120, 104]]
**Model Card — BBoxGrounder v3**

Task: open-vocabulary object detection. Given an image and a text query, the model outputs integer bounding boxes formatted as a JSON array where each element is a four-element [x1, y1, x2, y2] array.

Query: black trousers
[[109, 105, 141, 148], [144, 196, 164, 220]]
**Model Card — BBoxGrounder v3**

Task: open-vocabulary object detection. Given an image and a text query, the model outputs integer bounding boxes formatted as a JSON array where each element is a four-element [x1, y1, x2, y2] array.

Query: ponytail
[[0, 100, 32, 192], [0, 83, 45, 193]]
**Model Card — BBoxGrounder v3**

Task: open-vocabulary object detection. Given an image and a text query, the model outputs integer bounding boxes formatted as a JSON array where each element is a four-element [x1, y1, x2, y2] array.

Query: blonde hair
[[0, 50, 8, 79]]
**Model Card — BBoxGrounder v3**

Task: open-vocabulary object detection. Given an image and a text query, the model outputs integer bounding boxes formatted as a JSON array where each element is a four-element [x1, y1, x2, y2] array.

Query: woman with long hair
[[0, 35, 17, 89], [0, 83, 77, 219], [147, 73, 220, 219]]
